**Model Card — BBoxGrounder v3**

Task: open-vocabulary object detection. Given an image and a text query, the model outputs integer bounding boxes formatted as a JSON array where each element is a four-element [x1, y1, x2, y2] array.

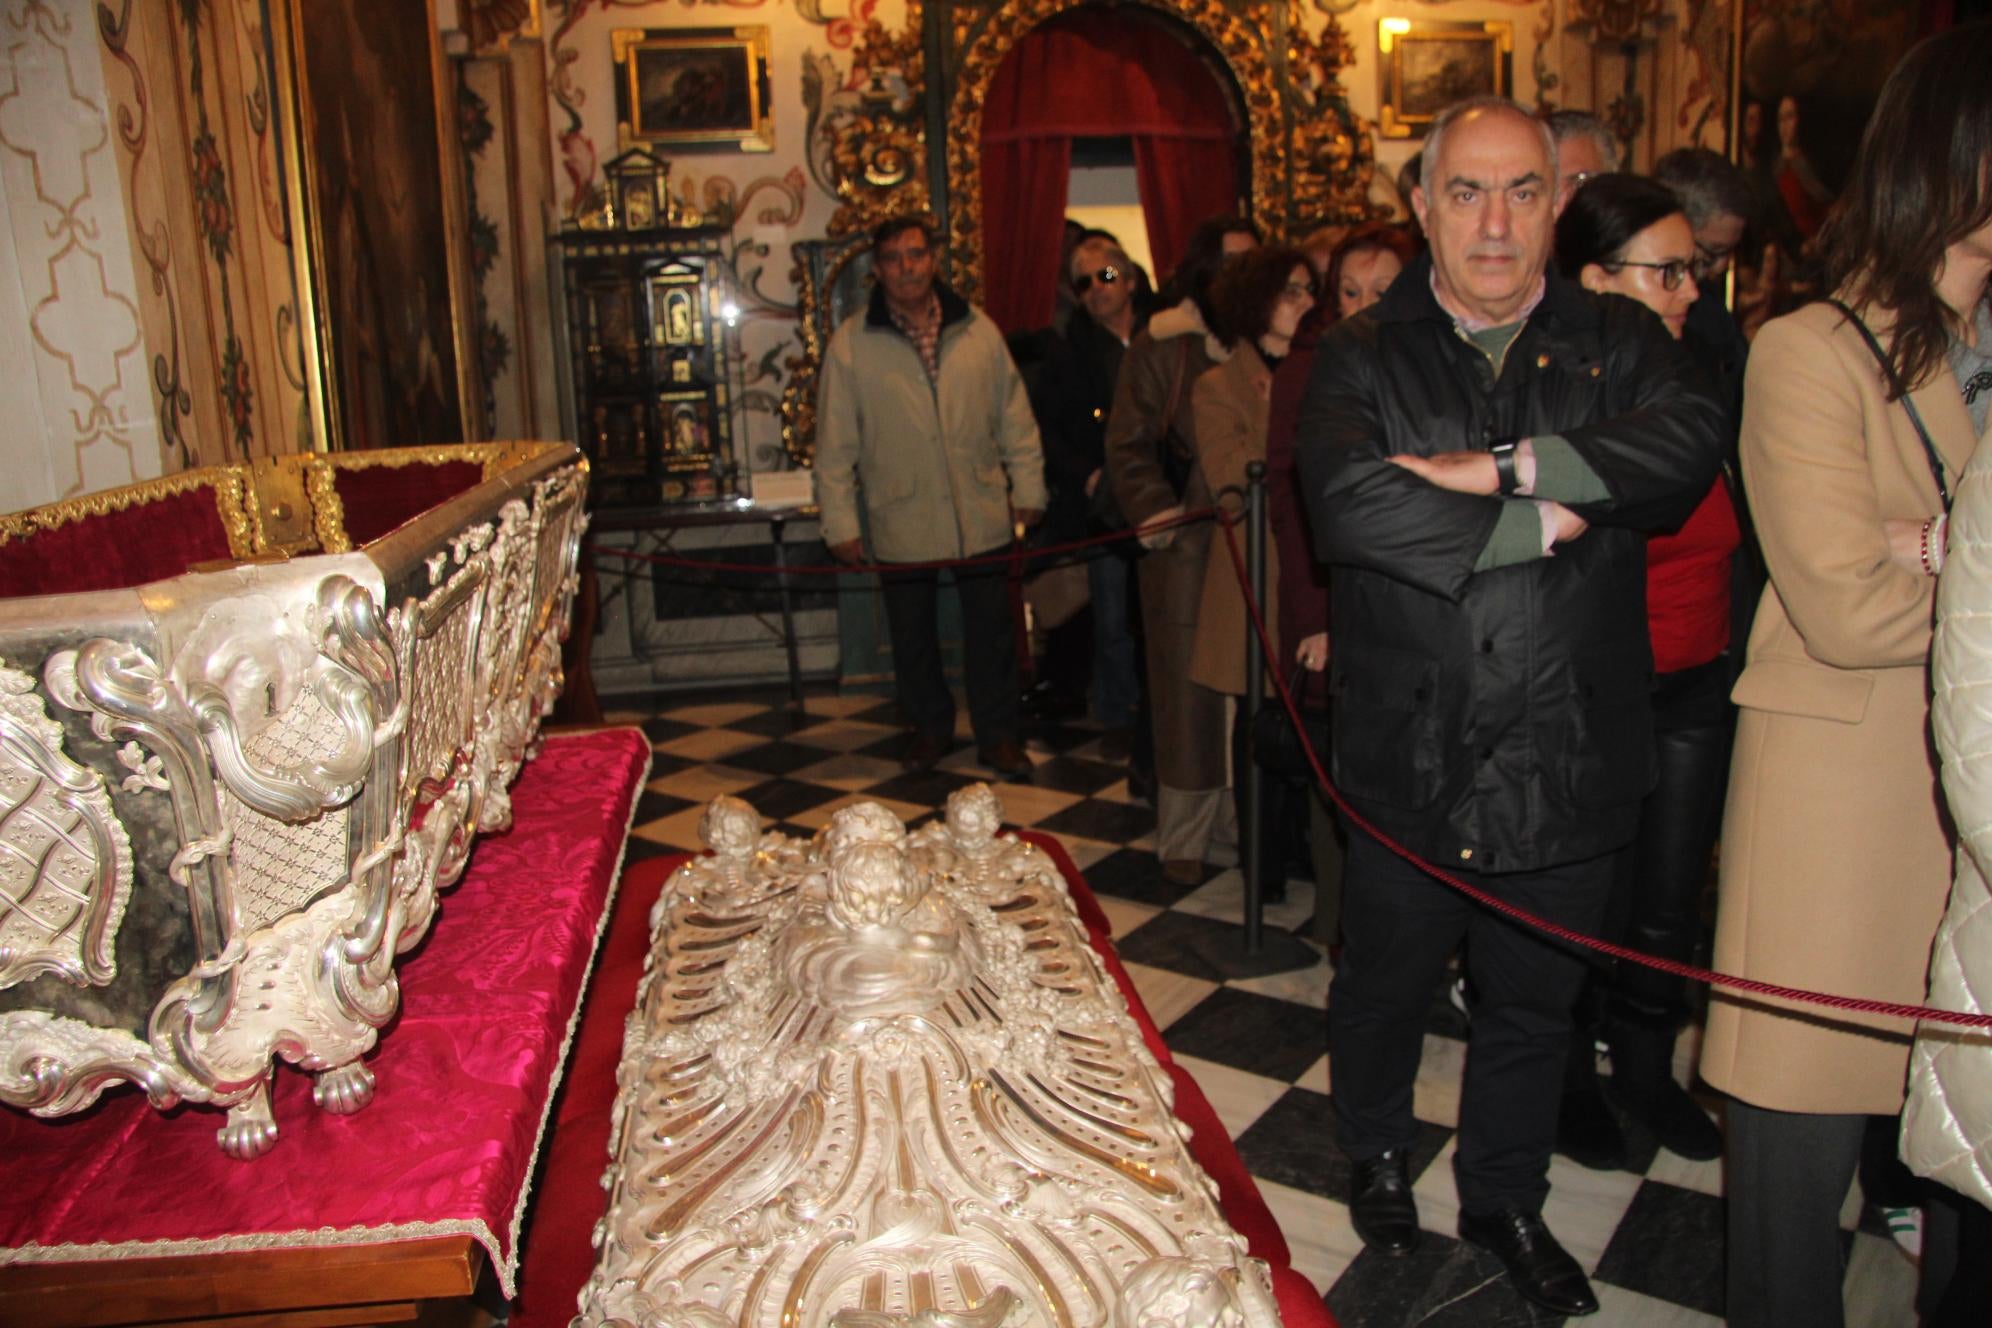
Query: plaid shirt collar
[[886, 291, 944, 381]]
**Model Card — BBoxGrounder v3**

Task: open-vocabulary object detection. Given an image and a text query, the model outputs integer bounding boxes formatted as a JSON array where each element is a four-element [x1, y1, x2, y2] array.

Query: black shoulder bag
[[1825, 298, 1952, 513]]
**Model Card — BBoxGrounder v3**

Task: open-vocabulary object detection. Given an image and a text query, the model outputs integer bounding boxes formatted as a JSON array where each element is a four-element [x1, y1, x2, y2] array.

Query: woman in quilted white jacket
[[1907, 340, 1992, 1322]]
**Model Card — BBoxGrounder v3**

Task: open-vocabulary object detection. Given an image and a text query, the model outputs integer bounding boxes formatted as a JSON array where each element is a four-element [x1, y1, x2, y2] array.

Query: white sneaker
[[1881, 1204, 1923, 1262]]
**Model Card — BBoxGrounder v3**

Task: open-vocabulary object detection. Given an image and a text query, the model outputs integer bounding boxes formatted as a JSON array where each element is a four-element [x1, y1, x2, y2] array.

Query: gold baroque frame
[[949, 0, 1288, 305]]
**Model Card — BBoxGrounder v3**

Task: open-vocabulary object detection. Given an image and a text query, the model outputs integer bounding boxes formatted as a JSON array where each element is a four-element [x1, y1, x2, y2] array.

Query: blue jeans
[[1087, 550, 1139, 729]]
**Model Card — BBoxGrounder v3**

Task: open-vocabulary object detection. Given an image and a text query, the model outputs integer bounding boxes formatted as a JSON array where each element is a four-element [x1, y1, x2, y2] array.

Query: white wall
[[0, 0, 163, 509]]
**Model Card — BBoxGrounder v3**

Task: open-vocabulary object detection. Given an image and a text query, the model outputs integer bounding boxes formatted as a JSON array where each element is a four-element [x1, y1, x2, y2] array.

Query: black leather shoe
[[1349, 1149, 1420, 1256], [977, 741, 1033, 779], [1613, 1074, 1723, 1161], [1459, 1209, 1599, 1316]]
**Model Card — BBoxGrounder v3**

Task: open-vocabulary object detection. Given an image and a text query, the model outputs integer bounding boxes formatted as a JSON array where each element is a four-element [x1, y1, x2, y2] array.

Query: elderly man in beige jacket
[[815, 214, 1046, 778]]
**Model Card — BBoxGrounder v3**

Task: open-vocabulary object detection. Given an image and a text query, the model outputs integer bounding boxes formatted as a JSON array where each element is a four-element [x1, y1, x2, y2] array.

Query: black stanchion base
[[1186, 925, 1323, 979]]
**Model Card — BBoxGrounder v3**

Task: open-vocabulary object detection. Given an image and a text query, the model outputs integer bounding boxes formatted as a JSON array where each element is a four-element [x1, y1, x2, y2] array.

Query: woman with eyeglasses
[[1702, 25, 1991, 1325], [1265, 222, 1419, 946], [1549, 173, 1740, 1172], [1184, 245, 1317, 904]]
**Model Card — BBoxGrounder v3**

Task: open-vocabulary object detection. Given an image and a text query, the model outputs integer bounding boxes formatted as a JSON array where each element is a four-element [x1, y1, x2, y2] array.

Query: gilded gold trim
[[305, 461, 352, 554], [2, 444, 575, 567], [299, 442, 569, 553], [0, 470, 257, 561], [779, 243, 872, 469], [819, 4, 928, 238]]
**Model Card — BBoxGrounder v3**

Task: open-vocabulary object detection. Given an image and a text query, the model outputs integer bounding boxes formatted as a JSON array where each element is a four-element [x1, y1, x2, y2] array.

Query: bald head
[[1412, 100, 1557, 325]]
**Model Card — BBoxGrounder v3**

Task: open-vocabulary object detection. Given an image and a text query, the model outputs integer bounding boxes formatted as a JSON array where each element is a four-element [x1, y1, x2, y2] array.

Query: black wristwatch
[[1489, 439, 1521, 497]]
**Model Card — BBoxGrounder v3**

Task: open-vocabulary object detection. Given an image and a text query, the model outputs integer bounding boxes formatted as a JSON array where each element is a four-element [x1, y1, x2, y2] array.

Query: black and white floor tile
[[602, 683, 1923, 1327]]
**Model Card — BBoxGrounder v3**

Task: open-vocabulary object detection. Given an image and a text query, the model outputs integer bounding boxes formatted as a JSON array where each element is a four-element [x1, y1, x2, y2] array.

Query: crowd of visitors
[[813, 20, 1992, 1322]]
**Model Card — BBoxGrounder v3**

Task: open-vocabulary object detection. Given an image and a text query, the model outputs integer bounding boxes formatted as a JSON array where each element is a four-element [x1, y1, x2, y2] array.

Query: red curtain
[[979, 137, 1074, 336], [1132, 134, 1242, 286], [979, 9, 1240, 333]]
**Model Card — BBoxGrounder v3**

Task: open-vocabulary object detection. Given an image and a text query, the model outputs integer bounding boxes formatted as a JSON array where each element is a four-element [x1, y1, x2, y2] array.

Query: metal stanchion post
[[1243, 461, 1266, 953], [1185, 464, 1319, 979]]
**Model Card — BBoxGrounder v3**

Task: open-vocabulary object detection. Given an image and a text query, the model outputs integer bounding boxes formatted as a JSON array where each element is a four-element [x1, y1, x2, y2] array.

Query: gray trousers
[[1725, 1100, 1865, 1328]]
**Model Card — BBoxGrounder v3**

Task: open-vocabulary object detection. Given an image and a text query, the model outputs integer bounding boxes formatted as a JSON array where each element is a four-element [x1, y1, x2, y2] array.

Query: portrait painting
[[1376, 19, 1513, 139], [659, 393, 713, 462], [613, 27, 774, 153], [1729, 0, 1923, 325], [280, 0, 475, 447]]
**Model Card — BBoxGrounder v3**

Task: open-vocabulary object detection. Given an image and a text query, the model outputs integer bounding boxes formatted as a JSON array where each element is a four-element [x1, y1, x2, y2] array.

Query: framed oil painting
[[612, 27, 773, 153], [272, 0, 479, 448], [1728, 0, 1927, 328], [1376, 18, 1514, 139]]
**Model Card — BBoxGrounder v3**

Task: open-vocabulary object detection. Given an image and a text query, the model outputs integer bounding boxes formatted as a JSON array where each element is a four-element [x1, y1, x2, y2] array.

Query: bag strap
[[1824, 298, 1951, 513]]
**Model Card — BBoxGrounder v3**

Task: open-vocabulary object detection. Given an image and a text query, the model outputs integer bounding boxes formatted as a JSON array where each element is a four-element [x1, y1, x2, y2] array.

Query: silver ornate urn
[[0, 442, 587, 1157]]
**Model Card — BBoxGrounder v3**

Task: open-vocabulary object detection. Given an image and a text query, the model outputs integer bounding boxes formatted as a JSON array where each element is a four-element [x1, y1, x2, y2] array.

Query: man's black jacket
[[1033, 306, 1144, 538], [1294, 253, 1725, 874]]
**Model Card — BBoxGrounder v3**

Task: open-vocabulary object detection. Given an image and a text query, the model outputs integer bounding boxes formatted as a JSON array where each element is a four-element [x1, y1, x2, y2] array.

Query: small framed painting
[[613, 26, 773, 153], [1377, 18, 1513, 139]]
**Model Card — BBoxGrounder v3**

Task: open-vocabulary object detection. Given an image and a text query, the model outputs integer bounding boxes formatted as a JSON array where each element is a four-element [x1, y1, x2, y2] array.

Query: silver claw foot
[[216, 1080, 279, 1160], [312, 1061, 376, 1115]]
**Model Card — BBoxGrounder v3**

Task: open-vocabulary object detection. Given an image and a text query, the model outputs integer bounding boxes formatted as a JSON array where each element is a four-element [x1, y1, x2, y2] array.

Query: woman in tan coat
[[1103, 216, 1258, 884], [1703, 27, 1992, 1327], [1186, 247, 1317, 903]]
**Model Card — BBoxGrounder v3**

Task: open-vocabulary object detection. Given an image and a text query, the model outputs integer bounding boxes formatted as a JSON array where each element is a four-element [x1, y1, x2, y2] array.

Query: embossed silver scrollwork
[[0, 660, 135, 989], [45, 641, 235, 966]]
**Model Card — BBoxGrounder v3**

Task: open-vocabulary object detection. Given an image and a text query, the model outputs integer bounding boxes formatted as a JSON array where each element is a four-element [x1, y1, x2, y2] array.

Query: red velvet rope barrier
[[602, 505, 1991, 1031], [1207, 513, 1992, 1033]]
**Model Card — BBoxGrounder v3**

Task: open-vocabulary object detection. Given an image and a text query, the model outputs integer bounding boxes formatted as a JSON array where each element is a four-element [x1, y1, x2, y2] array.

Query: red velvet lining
[[0, 486, 235, 600], [333, 459, 484, 548]]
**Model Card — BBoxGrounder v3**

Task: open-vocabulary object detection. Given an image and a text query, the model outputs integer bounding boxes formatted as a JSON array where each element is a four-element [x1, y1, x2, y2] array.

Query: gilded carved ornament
[[805, 3, 932, 241]]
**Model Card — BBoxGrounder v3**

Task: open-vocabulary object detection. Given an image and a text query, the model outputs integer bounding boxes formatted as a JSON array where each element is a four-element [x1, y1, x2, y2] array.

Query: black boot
[[1607, 1014, 1722, 1162], [1556, 1027, 1628, 1171]]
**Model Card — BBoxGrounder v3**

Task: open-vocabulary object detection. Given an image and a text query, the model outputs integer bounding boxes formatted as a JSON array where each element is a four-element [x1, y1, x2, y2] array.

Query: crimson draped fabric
[[980, 9, 1240, 334], [0, 728, 651, 1299]]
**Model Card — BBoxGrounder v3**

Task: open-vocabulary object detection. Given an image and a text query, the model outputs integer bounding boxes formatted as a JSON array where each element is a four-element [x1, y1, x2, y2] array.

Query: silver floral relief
[[0, 659, 134, 989], [577, 787, 1280, 1328]]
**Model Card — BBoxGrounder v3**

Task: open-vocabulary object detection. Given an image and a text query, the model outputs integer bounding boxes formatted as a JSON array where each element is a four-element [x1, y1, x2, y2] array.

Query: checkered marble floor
[[604, 683, 1923, 1327]]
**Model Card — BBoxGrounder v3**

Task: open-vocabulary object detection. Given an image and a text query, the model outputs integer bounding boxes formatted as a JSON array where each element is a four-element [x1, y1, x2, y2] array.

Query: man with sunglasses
[[1035, 235, 1153, 758], [815, 214, 1046, 779], [1295, 97, 1722, 1317]]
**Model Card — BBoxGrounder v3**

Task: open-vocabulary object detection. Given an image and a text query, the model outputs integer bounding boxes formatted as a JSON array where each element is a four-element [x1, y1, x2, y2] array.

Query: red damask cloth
[[0, 727, 651, 1297]]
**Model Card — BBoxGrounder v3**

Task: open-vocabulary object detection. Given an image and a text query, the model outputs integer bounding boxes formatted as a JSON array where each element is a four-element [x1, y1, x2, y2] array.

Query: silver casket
[[0, 442, 587, 1158], [577, 786, 1281, 1328]]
